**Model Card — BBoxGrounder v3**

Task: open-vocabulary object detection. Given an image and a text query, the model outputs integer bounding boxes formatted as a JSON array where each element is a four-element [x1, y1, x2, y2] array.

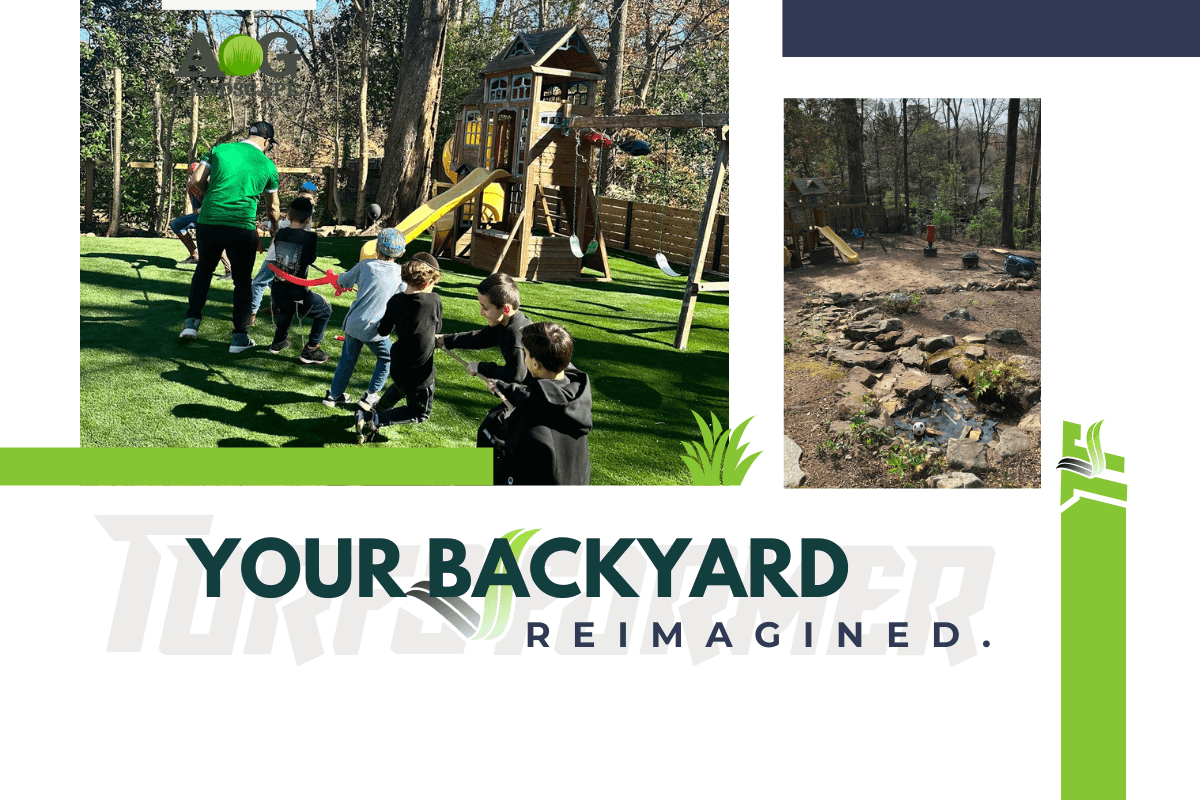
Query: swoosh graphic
[[1086, 420, 1105, 478]]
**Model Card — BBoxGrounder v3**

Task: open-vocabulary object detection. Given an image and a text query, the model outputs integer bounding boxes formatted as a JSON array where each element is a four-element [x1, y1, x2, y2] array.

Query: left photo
[[78, 3, 730, 486]]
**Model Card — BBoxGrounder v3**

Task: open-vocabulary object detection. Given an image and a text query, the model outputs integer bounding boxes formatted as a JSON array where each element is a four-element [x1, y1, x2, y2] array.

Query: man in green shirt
[[180, 121, 282, 353]]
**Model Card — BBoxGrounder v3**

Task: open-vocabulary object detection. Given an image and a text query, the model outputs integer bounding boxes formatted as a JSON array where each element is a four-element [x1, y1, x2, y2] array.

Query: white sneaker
[[229, 333, 256, 354], [323, 391, 352, 408], [179, 317, 200, 341], [357, 392, 381, 412]]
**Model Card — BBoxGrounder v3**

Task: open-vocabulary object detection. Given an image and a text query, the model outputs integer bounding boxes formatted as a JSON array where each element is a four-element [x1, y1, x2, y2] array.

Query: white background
[[1, 2, 1196, 797]]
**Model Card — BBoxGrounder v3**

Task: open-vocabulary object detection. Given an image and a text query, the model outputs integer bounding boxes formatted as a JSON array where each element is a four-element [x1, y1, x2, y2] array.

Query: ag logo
[[174, 31, 302, 79]]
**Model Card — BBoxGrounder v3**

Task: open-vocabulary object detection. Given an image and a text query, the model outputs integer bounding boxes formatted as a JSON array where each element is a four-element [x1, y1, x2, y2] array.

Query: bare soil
[[783, 232, 1042, 489]]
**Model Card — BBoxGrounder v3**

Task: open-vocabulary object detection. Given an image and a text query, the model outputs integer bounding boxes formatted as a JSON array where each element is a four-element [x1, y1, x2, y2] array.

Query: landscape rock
[[994, 428, 1033, 460], [924, 351, 954, 373], [987, 328, 1025, 344], [783, 437, 806, 488], [895, 330, 921, 348], [844, 366, 877, 387], [851, 341, 867, 351], [919, 334, 955, 352], [900, 346, 926, 368], [835, 394, 876, 420], [830, 349, 890, 370], [964, 345, 987, 360], [894, 371, 934, 399], [841, 381, 871, 398], [1018, 404, 1041, 433], [947, 438, 989, 472], [852, 306, 878, 321], [928, 472, 984, 488], [948, 356, 974, 382], [943, 308, 977, 321], [875, 330, 903, 350], [931, 374, 955, 391], [963, 334, 987, 344], [877, 318, 903, 333]]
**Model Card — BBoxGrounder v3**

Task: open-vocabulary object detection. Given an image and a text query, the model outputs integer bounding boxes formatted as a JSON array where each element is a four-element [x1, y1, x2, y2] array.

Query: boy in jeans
[[249, 181, 319, 326], [323, 229, 407, 408], [265, 197, 331, 364], [355, 253, 443, 443], [489, 322, 592, 485]]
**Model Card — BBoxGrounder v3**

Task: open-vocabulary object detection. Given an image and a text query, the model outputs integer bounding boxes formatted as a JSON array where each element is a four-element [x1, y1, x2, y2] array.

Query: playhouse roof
[[480, 25, 601, 76], [790, 177, 828, 196], [461, 84, 483, 107]]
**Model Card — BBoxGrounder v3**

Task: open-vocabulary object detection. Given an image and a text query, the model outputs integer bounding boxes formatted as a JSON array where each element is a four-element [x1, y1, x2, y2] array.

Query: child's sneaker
[[357, 392, 381, 412], [229, 333, 256, 353], [179, 317, 201, 341], [268, 336, 291, 354], [323, 391, 352, 408], [181, 255, 199, 265], [299, 344, 329, 364], [354, 410, 378, 444]]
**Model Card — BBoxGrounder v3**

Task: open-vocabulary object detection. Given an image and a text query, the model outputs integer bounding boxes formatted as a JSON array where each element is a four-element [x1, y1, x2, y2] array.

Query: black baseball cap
[[248, 121, 277, 143]]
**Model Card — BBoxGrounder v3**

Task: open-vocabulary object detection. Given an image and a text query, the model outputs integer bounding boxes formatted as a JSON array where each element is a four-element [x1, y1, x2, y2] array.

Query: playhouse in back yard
[[442, 25, 611, 282]]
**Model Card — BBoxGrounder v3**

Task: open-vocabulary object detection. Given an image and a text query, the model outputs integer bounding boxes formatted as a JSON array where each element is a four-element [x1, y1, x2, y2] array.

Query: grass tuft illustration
[[681, 412, 761, 486]]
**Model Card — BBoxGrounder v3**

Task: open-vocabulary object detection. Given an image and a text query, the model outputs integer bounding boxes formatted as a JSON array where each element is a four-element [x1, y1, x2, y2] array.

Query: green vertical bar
[[1061, 497, 1126, 799]]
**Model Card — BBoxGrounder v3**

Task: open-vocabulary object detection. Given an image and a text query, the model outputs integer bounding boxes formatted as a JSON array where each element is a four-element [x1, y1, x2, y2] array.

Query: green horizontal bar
[[0, 448, 491, 486]]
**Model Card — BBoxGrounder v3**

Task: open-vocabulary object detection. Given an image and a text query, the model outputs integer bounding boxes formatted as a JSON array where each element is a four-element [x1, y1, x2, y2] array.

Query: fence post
[[84, 159, 95, 226], [624, 200, 633, 250], [324, 166, 334, 216]]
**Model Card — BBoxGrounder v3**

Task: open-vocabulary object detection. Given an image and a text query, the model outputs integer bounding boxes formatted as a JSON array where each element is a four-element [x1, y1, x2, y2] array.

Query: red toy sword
[[267, 264, 355, 296]]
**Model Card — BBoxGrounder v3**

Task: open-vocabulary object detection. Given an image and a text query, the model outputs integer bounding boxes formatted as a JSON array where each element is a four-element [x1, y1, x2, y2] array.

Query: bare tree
[[1026, 101, 1040, 235], [375, 0, 451, 227], [151, 85, 165, 234], [1000, 98, 1020, 248], [901, 98, 910, 233], [969, 97, 1002, 211], [598, 0, 627, 194], [353, 0, 375, 228]]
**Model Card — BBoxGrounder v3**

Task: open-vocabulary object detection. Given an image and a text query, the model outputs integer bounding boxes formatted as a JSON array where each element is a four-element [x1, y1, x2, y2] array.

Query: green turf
[[79, 233, 729, 485]]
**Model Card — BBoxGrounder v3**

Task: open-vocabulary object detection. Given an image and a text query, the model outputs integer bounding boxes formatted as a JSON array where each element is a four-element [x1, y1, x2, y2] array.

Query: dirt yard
[[783, 232, 1042, 489]]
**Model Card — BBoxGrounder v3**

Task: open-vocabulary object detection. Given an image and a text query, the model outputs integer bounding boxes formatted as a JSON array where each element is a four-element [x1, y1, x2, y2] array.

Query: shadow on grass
[[83, 252, 188, 272], [163, 361, 353, 446]]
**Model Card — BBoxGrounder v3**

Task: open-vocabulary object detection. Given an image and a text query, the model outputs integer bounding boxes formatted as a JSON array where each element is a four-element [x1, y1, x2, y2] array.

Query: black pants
[[273, 289, 332, 347], [376, 382, 435, 426], [189, 223, 259, 333]]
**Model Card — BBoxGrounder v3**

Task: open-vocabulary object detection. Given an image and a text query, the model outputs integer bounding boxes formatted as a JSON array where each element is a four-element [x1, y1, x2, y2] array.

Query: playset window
[[566, 81, 589, 106], [541, 83, 564, 102], [464, 111, 481, 146], [512, 74, 532, 101], [488, 77, 508, 102], [506, 39, 530, 58]]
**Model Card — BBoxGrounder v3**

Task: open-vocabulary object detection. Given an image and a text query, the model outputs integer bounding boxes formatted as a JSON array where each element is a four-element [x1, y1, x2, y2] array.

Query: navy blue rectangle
[[782, 1, 1200, 57]]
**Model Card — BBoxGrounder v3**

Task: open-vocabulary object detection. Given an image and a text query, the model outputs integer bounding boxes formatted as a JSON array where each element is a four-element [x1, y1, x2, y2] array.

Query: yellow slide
[[360, 168, 510, 260], [817, 226, 860, 264]]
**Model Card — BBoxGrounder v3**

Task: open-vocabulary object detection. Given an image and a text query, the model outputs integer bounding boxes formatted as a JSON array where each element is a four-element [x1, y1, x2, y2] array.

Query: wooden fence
[[530, 196, 728, 275]]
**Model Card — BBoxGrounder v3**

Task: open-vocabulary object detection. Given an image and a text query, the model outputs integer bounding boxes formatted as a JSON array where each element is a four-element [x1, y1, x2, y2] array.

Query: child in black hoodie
[[354, 253, 443, 443], [437, 272, 533, 449], [488, 321, 592, 485]]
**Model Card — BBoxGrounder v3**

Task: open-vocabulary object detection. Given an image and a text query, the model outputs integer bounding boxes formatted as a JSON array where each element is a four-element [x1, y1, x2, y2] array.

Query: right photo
[[783, 99, 1041, 489]]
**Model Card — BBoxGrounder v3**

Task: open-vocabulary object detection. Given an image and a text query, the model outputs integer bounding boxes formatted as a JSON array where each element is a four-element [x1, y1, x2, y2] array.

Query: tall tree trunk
[[247, 10, 262, 121], [1000, 98, 1020, 248], [598, 0, 627, 195], [492, 0, 505, 21], [901, 98, 910, 234], [107, 67, 122, 238], [186, 81, 199, 213], [376, 0, 450, 228], [151, 85, 165, 234], [355, 1, 374, 228], [332, 33, 344, 225], [841, 98, 865, 205], [1025, 105, 1040, 235], [164, 80, 179, 225], [634, 43, 656, 106]]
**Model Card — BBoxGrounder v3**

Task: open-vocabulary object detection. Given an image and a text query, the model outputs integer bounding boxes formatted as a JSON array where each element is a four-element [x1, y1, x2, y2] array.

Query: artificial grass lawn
[[79, 233, 729, 485]]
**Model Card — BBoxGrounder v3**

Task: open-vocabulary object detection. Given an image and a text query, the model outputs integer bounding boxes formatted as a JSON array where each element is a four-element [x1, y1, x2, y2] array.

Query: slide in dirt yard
[[818, 226, 861, 264]]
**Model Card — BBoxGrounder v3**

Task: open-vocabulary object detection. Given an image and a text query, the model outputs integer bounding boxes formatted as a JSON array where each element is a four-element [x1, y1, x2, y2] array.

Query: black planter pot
[[962, 252, 979, 268]]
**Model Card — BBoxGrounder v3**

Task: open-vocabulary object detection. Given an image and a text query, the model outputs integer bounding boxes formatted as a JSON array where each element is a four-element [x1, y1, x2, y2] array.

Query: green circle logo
[[218, 35, 263, 76]]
